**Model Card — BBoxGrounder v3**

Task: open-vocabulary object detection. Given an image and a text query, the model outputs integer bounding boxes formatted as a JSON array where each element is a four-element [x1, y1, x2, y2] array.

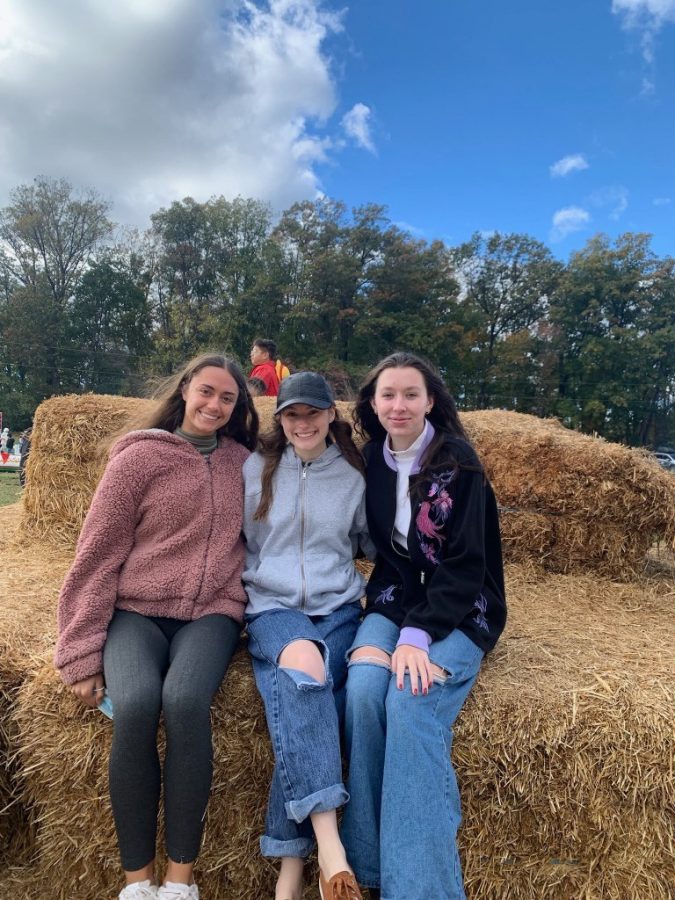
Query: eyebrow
[[197, 382, 237, 397]]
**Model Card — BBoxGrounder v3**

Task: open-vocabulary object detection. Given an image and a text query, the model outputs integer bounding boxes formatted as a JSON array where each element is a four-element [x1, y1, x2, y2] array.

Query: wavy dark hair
[[353, 352, 480, 497], [125, 352, 259, 451], [254, 405, 365, 521]]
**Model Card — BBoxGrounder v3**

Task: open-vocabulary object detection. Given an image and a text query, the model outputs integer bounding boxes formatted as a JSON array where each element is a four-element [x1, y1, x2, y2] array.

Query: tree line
[[1, 176, 673, 447]]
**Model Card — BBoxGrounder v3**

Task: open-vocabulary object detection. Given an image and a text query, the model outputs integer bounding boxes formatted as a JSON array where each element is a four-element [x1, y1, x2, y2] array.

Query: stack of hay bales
[[0, 393, 673, 899], [462, 410, 675, 578]]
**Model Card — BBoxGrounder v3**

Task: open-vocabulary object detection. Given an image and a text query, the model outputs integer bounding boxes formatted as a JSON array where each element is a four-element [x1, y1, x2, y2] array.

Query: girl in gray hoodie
[[243, 372, 372, 900]]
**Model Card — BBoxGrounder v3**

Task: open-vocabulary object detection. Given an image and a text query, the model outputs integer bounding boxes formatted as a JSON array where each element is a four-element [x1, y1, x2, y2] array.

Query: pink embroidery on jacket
[[415, 471, 455, 565]]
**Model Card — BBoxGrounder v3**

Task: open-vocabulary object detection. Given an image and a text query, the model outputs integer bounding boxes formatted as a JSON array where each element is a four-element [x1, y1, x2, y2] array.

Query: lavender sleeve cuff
[[396, 627, 432, 652]]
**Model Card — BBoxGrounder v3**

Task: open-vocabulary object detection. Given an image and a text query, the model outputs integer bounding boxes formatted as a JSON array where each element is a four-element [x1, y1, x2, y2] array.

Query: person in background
[[275, 356, 291, 383], [54, 353, 258, 900], [243, 372, 371, 900], [18, 428, 31, 486], [341, 352, 507, 900], [249, 338, 281, 397], [247, 376, 267, 398]]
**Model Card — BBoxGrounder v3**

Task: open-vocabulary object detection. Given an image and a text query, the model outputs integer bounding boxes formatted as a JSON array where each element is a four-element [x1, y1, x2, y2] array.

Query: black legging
[[103, 609, 240, 870]]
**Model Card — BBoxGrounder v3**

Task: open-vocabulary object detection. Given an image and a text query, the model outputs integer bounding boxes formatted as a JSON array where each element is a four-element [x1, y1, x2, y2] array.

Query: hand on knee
[[278, 639, 326, 684]]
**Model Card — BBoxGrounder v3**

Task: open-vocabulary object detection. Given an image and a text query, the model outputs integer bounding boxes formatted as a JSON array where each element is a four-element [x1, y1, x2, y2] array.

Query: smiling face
[[180, 365, 239, 436], [279, 403, 335, 461], [371, 366, 433, 450]]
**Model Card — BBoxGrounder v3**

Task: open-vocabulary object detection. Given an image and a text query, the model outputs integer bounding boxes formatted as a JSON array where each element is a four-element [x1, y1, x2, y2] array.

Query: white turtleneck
[[388, 421, 431, 550]]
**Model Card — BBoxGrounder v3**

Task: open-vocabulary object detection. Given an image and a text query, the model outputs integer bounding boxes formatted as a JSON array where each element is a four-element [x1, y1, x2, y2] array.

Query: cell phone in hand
[[98, 692, 114, 720]]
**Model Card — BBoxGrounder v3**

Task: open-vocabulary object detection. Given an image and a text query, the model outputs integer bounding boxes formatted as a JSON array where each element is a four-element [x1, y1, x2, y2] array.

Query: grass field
[[0, 471, 22, 506]]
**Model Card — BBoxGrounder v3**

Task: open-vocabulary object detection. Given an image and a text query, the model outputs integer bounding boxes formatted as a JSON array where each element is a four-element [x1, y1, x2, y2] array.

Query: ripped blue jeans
[[245, 603, 362, 857], [341, 613, 484, 900]]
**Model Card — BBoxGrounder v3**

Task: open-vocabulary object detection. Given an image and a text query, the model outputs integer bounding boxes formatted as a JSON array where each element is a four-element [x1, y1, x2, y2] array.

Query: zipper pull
[[420, 571, 426, 585]]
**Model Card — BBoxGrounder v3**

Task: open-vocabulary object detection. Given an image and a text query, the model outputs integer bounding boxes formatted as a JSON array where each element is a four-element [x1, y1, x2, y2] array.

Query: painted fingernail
[[413, 688, 418, 695]]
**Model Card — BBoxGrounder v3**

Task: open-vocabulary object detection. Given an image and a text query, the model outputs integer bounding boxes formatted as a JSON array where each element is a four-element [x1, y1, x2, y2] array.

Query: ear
[[328, 408, 336, 423], [181, 382, 188, 402], [426, 395, 434, 414]]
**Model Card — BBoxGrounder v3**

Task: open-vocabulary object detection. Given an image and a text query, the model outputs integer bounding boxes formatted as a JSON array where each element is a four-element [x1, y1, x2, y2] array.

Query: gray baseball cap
[[275, 372, 335, 414]]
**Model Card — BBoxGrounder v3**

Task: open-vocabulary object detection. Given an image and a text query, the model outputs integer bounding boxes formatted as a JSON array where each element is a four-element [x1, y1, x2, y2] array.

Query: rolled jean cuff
[[285, 783, 349, 823], [260, 834, 315, 859]]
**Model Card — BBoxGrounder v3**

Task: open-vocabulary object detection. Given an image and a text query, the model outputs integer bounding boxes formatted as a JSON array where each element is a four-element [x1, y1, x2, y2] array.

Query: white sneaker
[[158, 883, 199, 900], [119, 881, 159, 899]]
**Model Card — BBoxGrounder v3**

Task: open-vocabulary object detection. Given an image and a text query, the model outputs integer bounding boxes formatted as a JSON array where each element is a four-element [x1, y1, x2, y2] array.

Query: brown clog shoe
[[318, 870, 363, 900]]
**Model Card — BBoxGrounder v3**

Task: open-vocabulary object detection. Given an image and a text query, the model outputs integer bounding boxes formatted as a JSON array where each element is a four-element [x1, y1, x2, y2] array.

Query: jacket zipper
[[193, 454, 214, 605], [300, 462, 309, 610]]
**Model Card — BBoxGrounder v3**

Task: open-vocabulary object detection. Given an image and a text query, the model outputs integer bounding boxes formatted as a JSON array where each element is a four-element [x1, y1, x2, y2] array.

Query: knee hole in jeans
[[348, 645, 391, 670], [278, 639, 326, 684], [430, 662, 449, 684]]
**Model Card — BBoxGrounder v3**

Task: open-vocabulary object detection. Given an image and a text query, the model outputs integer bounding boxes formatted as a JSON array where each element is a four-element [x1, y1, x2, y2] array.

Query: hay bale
[[462, 410, 675, 578], [19, 394, 151, 548], [20, 394, 675, 576], [5, 648, 282, 899], [0, 504, 72, 864], [457, 564, 675, 899], [5, 567, 673, 899]]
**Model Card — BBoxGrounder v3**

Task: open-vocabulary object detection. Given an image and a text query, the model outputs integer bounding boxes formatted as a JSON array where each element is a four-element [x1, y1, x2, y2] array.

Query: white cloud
[[550, 206, 591, 242], [549, 154, 589, 178], [0, 0, 349, 227], [341, 102, 375, 153], [653, 196, 671, 205], [612, 0, 675, 65], [588, 186, 629, 220]]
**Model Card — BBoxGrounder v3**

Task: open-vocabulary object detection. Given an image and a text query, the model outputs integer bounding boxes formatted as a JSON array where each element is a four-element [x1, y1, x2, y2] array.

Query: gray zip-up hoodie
[[243, 443, 373, 616]]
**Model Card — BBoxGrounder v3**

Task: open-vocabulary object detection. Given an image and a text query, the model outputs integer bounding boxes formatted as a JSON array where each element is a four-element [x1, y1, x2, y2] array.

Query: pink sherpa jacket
[[55, 429, 249, 685]]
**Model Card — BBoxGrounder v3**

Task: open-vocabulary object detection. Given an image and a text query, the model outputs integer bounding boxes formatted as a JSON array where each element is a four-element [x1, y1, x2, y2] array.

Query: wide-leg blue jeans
[[341, 613, 483, 900], [245, 602, 361, 857]]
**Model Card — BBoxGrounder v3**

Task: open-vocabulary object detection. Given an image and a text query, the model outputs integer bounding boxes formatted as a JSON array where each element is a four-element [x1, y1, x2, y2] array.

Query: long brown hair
[[253, 408, 364, 521], [353, 352, 480, 497], [117, 352, 259, 451]]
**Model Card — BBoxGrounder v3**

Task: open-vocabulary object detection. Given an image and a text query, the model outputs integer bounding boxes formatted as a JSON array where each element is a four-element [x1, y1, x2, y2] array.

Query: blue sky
[[1, 1, 673, 259], [319, 1, 675, 257]]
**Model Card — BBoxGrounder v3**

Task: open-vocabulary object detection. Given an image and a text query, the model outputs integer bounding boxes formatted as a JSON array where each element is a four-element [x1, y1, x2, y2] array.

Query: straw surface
[[4, 566, 673, 899], [0, 502, 72, 864], [3, 393, 674, 898]]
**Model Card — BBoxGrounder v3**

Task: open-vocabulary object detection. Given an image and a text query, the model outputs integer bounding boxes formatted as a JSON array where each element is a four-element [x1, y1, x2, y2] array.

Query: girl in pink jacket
[[55, 352, 258, 900]]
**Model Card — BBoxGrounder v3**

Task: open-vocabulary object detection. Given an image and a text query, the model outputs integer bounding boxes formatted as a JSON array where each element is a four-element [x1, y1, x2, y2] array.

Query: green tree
[[148, 196, 281, 370], [66, 253, 152, 394], [0, 176, 114, 396], [451, 232, 562, 408], [551, 233, 675, 445], [0, 278, 64, 427], [353, 231, 463, 377]]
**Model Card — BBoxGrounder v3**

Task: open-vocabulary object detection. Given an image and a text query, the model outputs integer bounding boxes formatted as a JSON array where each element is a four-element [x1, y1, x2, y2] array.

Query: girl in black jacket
[[341, 352, 506, 900]]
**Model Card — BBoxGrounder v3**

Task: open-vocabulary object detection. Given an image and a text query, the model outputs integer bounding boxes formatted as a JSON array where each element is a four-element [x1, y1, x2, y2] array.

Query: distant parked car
[[652, 451, 675, 471]]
